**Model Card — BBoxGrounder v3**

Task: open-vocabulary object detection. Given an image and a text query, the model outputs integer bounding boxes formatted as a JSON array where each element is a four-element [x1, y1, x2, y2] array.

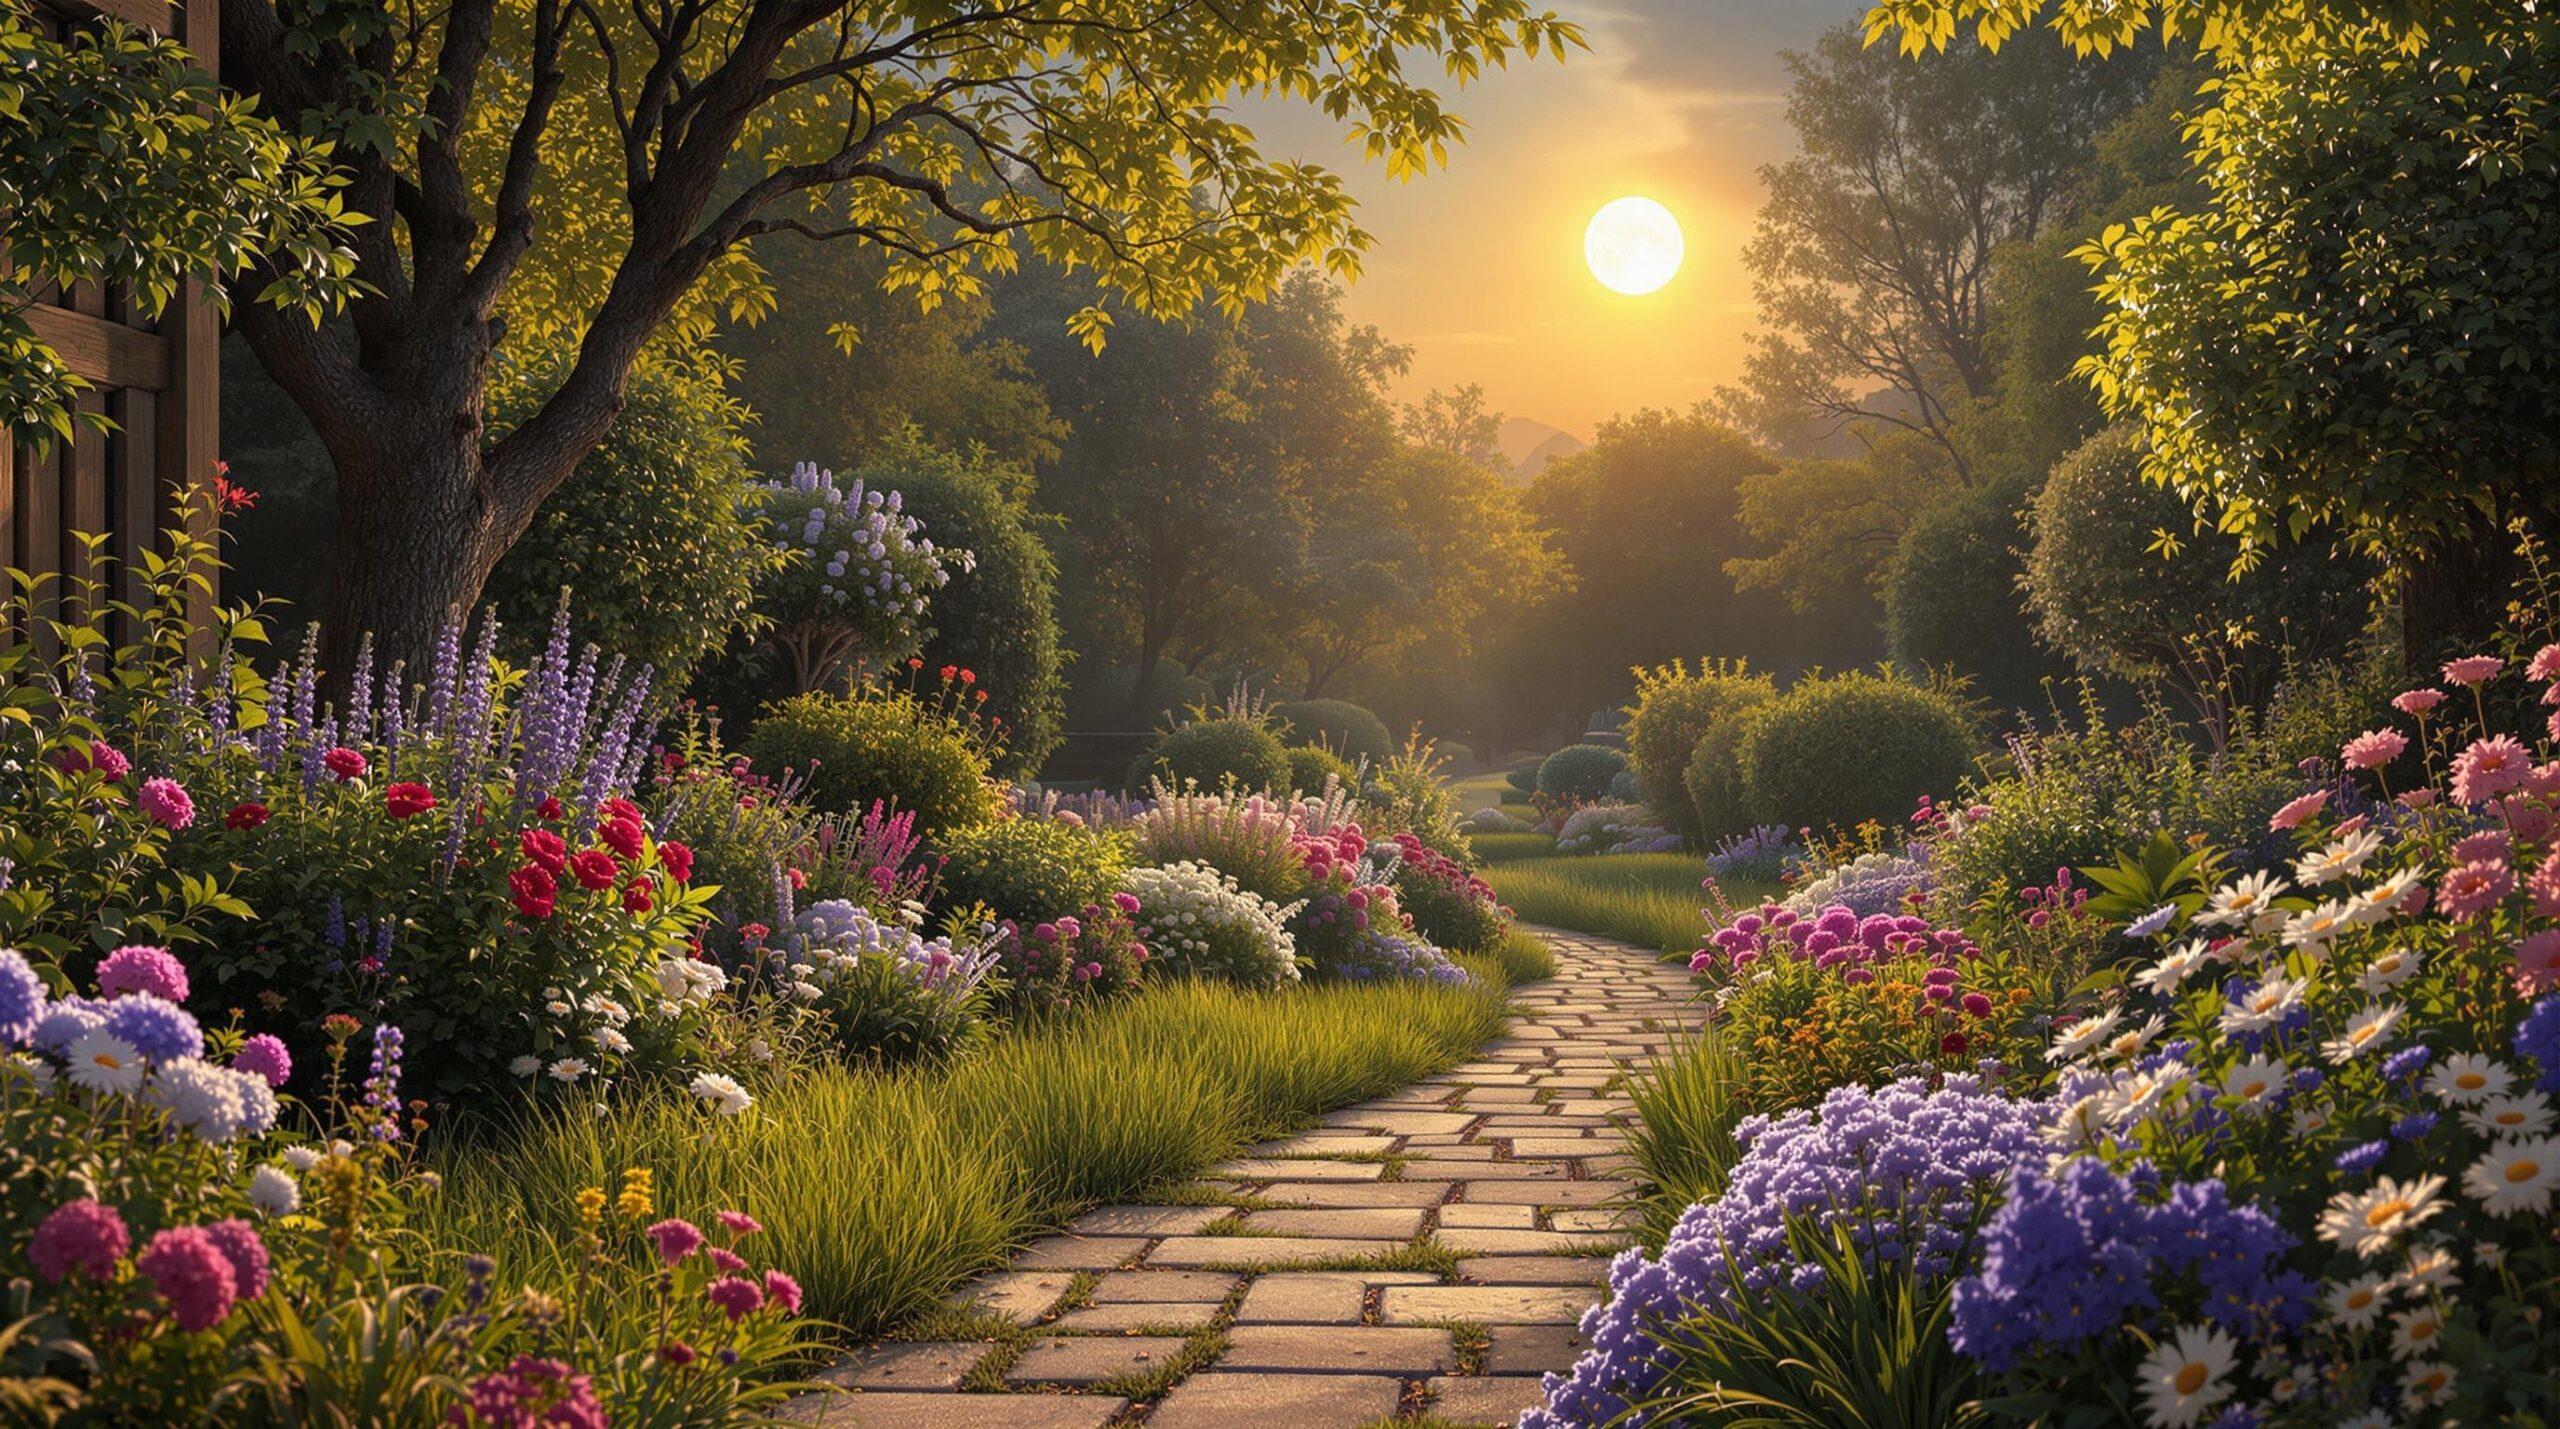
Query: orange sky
[[1240, 1, 1860, 440]]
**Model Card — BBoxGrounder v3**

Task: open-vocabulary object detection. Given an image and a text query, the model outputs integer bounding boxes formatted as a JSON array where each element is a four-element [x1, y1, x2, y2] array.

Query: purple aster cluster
[[1527, 1076, 2048, 1429], [1331, 931, 1475, 987], [1694, 903, 1977, 978], [2517, 995, 2560, 1093], [1951, 1158, 2314, 1372], [0, 947, 44, 1046]]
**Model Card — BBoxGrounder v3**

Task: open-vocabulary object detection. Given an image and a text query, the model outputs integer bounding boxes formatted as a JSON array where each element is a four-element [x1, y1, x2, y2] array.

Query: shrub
[[935, 817, 1129, 925], [1461, 806, 1533, 834], [1553, 802, 1682, 856], [750, 462, 968, 693], [1362, 735, 1475, 863], [1505, 765, 1542, 795], [1119, 861, 1301, 989], [742, 691, 997, 840], [1127, 716, 1291, 796], [858, 432, 1069, 777], [1684, 706, 1769, 845], [1391, 832, 1510, 955], [1270, 698, 1394, 763], [1328, 930, 1474, 986], [1537, 743, 1628, 800], [769, 898, 997, 1066], [484, 347, 788, 692], [1737, 673, 1976, 835], [1285, 744, 1359, 797], [985, 894, 1151, 1018], [1624, 661, 1777, 841], [1881, 485, 2058, 712], [1130, 786, 1309, 903]]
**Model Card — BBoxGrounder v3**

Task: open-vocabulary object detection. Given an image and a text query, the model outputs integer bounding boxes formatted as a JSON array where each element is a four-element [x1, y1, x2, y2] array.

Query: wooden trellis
[[2, 0, 222, 619]]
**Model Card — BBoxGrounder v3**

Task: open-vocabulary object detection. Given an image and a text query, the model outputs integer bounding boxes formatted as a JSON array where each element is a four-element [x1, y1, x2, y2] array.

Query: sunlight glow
[[1584, 197, 1684, 296]]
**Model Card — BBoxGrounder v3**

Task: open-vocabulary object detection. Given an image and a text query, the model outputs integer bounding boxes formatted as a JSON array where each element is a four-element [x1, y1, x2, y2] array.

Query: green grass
[[1481, 853, 1762, 954], [1623, 1031, 1751, 1245], [1470, 831, 1558, 863], [1485, 926, 1559, 983], [426, 976, 1507, 1340], [1444, 768, 1520, 812]]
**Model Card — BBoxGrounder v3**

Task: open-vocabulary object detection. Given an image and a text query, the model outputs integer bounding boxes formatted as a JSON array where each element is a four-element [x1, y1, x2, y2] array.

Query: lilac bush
[[754, 462, 970, 692]]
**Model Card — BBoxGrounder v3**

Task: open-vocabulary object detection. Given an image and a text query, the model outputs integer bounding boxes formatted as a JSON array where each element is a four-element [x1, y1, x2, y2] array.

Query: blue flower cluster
[[1332, 931, 1473, 987], [1951, 1158, 2314, 1372], [1703, 823, 1796, 884], [2518, 994, 2560, 1092], [1527, 1077, 2048, 1429]]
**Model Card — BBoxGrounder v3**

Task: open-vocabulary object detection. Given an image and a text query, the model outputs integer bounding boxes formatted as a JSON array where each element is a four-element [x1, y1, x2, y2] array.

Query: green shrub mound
[[1882, 487, 2058, 711], [1284, 744, 1359, 796], [936, 817, 1130, 924], [1269, 698, 1394, 763], [1537, 743, 1629, 801], [1738, 674, 1977, 835], [743, 691, 997, 838], [1684, 704, 1773, 843], [812, 954, 993, 1068], [1128, 717, 1291, 795], [1624, 662, 1776, 842], [1504, 765, 1541, 795]]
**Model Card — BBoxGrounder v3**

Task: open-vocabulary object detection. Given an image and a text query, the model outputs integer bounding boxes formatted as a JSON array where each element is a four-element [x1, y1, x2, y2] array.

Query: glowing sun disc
[[1584, 197, 1683, 295]]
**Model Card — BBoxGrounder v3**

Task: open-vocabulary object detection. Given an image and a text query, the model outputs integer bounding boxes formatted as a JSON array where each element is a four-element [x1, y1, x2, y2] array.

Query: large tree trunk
[[327, 443, 511, 684]]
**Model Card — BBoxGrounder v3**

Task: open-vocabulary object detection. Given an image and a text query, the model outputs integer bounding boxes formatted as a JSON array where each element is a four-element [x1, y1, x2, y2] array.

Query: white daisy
[[2318, 1174, 2449, 1258], [2387, 1306, 2445, 1360], [64, 1030, 145, 1096], [2264, 1363, 2312, 1403], [2218, 976, 2309, 1036], [2325, 1272, 2392, 1327], [2476, 1240, 2508, 1270], [2138, 942, 2212, 996], [2221, 1055, 2289, 1112], [2352, 869, 2427, 921], [687, 1072, 754, 1116], [2295, 830, 2384, 885], [2337, 1413, 2391, 1429], [509, 1055, 542, 1078], [2399, 1360, 2456, 1408], [2463, 1091, 2555, 1139], [282, 1145, 322, 1171], [2124, 904, 2180, 939], [2196, 872, 2288, 930], [2135, 1324, 2236, 1428], [2354, 946, 2422, 994], [2049, 1093, 2109, 1149], [2426, 1053, 2512, 1105], [2106, 1064, 2195, 1128], [2051, 1009, 2122, 1062], [248, 1164, 301, 1217], [2322, 1003, 2405, 1064], [2461, 1137, 2559, 1218], [2395, 1247, 2460, 1294], [2098, 1015, 2168, 1064], [595, 1027, 633, 1056], [547, 1057, 589, 1084], [2289, 1105, 2332, 1138], [2280, 900, 2357, 953]]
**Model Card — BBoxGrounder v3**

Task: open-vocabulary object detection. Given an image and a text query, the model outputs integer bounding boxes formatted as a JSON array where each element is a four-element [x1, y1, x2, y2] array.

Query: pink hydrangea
[[95, 945, 190, 1002], [762, 1268, 804, 1314], [137, 1225, 239, 1331], [137, 777, 196, 830], [2341, 729, 2407, 772], [704, 1275, 763, 1321], [2437, 860, 2517, 922], [2442, 655, 2505, 686], [2268, 790, 2329, 831], [645, 1218, 703, 1265], [234, 1033, 292, 1088], [201, 1218, 271, 1301], [2451, 735, 2531, 805], [2530, 642, 2560, 683], [28, 1199, 129, 1282], [2516, 931, 2560, 996], [2392, 689, 2447, 716]]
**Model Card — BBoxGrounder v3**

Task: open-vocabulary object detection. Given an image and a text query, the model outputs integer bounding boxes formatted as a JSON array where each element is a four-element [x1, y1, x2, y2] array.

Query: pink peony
[[2341, 729, 2407, 771], [137, 1225, 239, 1331], [2437, 860, 2517, 922], [2451, 736, 2531, 805], [201, 1218, 271, 1301], [2517, 930, 2560, 996], [762, 1268, 803, 1314], [2442, 655, 2504, 687], [96, 944, 189, 1002], [645, 1218, 703, 1265], [138, 777, 196, 830], [233, 1033, 292, 1088], [2392, 689, 2447, 716], [2530, 642, 2560, 682], [28, 1199, 129, 1283], [2453, 829, 2515, 866], [88, 742, 131, 781], [704, 1275, 763, 1321], [2269, 790, 2330, 831]]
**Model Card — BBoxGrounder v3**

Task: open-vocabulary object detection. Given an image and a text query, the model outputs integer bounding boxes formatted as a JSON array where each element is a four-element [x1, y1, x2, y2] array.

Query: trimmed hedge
[[937, 818, 1131, 924], [1537, 743, 1628, 801], [1624, 662, 1776, 842], [1683, 701, 1773, 844], [1128, 718, 1292, 795], [1284, 744, 1359, 797], [1270, 699, 1394, 763], [1737, 674, 1976, 835]]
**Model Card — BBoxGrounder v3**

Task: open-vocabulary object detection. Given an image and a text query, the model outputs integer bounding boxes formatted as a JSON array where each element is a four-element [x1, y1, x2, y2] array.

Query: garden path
[[795, 927, 1694, 1429]]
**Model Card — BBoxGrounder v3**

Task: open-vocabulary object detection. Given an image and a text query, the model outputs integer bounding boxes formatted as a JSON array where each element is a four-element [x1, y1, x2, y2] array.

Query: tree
[[1400, 384, 1506, 468], [218, 0, 1582, 679], [0, 2, 354, 439]]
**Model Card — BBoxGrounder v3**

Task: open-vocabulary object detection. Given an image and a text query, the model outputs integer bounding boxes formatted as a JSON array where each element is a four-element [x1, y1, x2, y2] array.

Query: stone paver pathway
[[799, 927, 1694, 1429]]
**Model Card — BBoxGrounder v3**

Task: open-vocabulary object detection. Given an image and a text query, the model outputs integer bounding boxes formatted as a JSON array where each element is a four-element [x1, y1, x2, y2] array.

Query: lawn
[[1480, 853, 1772, 956]]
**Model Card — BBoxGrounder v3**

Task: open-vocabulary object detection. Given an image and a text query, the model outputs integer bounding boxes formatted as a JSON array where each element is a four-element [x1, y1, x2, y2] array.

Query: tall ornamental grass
[[428, 976, 1507, 1337], [1483, 855, 1770, 954]]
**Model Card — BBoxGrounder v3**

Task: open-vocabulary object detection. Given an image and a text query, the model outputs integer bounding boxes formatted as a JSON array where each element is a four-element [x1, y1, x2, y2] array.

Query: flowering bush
[[1119, 861, 1302, 989], [1286, 825, 1408, 976], [760, 896, 998, 1065], [1703, 823, 1797, 885], [753, 461, 969, 693], [1389, 831, 1510, 954], [1553, 801, 1681, 856], [1781, 846, 1933, 917], [986, 894, 1151, 1016], [1129, 783, 1310, 902], [1327, 929, 1475, 986]]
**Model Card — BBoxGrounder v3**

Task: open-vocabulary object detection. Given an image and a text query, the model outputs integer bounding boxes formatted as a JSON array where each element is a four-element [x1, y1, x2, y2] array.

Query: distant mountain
[[1498, 417, 1585, 480]]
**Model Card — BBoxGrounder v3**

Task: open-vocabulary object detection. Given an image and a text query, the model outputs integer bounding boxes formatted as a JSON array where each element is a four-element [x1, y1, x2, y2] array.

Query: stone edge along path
[[790, 927, 1698, 1429]]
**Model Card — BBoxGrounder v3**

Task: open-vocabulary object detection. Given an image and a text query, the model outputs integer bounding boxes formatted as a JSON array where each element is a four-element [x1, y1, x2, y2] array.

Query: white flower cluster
[[783, 898, 997, 1002], [1120, 860, 1303, 990]]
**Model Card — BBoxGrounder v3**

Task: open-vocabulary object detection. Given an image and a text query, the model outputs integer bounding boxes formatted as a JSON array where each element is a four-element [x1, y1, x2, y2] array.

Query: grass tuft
[[1623, 1031, 1752, 1246], [1486, 927, 1559, 984]]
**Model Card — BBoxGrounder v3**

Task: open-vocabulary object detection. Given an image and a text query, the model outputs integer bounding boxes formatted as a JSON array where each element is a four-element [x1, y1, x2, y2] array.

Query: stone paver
[[805, 926, 1695, 1427]]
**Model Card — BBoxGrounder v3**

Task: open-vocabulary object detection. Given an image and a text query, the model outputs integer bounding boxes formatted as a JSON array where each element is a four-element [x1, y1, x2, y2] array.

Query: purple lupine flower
[[345, 632, 375, 745], [425, 608, 464, 735], [378, 660, 408, 778], [363, 1023, 404, 1141]]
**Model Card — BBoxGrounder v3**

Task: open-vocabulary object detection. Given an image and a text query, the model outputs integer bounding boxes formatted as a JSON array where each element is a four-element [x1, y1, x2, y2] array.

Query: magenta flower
[[2451, 735, 2531, 805], [320, 746, 368, 782], [2531, 642, 2560, 683], [137, 777, 196, 830], [2454, 829, 2515, 866], [645, 1218, 704, 1265], [2438, 860, 2517, 922], [2443, 654, 2504, 686], [95, 944, 190, 1002], [456, 1355, 607, 1429], [715, 1210, 762, 1237], [2516, 930, 2560, 996], [2268, 790, 2329, 831], [29, 1199, 129, 1283], [201, 1218, 271, 1301], [706, 1247, 747, 1273], [2392, 689, 2446, 716], [234, 1033, 292, 1088], [88, 741, 131, 780], [762, 1268, 804, 1314], [2341, 729, 2407, 772], [137, 1225, 239, 1331], [704, 1275, 763, 1321]]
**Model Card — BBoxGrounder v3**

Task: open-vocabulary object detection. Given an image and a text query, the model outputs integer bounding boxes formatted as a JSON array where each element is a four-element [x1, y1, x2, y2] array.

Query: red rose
[[621, 880, 655, 915], [599, 817, 646, 861], [520, 828, 568, 874], [509, 864, 558, 919], [568, 848, 620, 891], [657, 839, 695, 884], [224, 802, 270, 831], [321, 747, 368, 782], [958, 669, 975, 685], [603, 797, 644, 825], [537, 796, 565, 821], [384, 783, 437, 819]]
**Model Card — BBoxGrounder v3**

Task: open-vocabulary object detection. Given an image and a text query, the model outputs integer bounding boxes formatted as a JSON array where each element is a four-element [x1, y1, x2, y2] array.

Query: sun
[[1584, 197, 1684, 296]]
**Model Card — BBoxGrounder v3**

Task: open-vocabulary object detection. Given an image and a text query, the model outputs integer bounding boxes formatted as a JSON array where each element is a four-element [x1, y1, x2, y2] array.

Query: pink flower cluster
[[452, 1354, 608, 1429], [1390, 831, 1499, 907], [1693, 903, 1978, 980], [96, 944, 190, 1002]]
